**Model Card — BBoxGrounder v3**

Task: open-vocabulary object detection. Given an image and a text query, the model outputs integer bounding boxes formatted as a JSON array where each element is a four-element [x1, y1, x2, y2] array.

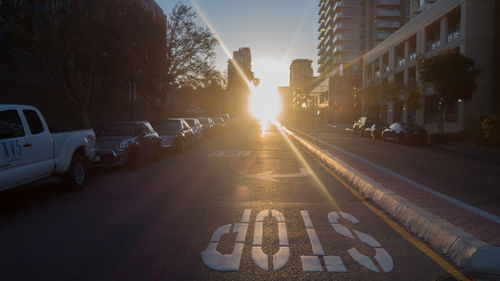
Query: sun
[[249, 58, 287, 121], [249, 82, 282, 121]]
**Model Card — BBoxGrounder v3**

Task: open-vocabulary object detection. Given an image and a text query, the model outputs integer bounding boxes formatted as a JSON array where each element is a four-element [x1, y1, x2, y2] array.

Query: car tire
[[126, 149, 141, 170], [178, 140, 185, 153], [63, 152, 88, 192], [395, 135, 401, 144], [153, 144, 161, 161]]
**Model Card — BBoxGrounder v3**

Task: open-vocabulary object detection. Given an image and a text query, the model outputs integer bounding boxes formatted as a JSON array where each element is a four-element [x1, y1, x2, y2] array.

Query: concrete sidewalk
[[284, 125, 500, 274]]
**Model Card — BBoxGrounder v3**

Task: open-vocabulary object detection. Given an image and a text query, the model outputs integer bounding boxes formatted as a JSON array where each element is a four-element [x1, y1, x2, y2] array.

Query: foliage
[[165, 4, 217, 89], [481, 114, 500, 145], [0, 0, 165, 127], [407, 89, 422, 110], [417, 50, 480, 133]]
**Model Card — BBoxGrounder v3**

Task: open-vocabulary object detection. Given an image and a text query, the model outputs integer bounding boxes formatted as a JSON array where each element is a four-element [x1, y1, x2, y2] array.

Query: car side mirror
[[0, 125, 13, 138]]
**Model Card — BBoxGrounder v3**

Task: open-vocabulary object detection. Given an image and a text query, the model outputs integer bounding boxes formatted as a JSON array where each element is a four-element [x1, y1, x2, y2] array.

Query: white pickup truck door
[[20, 109, 54, 179], [0, 109, 34, 190]]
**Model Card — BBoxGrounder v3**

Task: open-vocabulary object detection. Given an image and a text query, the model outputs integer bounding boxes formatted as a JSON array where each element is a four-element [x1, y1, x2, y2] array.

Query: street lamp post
[[129, 78, 137, 121]]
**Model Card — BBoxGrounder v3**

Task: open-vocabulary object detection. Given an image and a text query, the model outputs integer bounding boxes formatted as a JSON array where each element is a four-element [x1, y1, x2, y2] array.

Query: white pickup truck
[[0, 105, 96, 192]]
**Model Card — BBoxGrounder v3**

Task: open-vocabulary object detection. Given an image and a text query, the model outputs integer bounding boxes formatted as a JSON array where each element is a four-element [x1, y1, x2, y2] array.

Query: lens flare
[[249, 83, 282, 121]]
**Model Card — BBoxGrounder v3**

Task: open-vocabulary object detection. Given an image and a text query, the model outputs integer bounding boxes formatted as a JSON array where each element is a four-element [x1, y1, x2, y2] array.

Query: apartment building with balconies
[[363, 0, 499, 133], [316, 0, 409, 123]]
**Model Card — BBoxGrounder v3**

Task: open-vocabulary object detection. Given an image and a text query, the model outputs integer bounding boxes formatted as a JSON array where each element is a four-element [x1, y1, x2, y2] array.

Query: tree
[[417, 50, 480, 133], [143, 4, 217, 118], [0, 0, 164, 128], [197, 68, 227, 114]]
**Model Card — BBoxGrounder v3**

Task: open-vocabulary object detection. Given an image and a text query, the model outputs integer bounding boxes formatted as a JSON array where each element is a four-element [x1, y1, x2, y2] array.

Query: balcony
[[376, 0, 401, 6], [397, 58, 405, 67], [332, 23, 344, 34], [333, 1, 345, 11], [376, 9, 400, 17], [446, 30, 460, 43], [375, 20, 400, 28], [375, 31, 392, 40], [427, 40, 441, 51], [331, 34, 345, 45]]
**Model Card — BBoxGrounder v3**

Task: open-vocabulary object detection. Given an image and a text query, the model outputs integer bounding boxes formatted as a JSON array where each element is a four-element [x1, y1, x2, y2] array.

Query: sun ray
[[189, 0, 252, 87], [272, 120, 341, 211]]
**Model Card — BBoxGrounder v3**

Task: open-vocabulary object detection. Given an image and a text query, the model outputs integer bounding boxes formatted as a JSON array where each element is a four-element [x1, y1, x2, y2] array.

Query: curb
[[283, 126, 500, 274]]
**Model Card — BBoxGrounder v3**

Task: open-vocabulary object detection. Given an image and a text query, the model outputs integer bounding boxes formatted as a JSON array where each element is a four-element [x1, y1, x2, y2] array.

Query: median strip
[[283, 126, 500, 274]]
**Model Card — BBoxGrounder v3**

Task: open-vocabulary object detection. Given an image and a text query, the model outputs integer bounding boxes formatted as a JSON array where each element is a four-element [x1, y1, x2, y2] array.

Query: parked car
[[94, 121, 161, 168], [184, 118, 204, 142], [353, 117, 381, 136], [381, 122, 428, 145], [0, 104, 96, 192], [365, 121, 388, 140], [153, 119, 194, 153], [212, 117, 226, 133], [197, 117, 216, 136]]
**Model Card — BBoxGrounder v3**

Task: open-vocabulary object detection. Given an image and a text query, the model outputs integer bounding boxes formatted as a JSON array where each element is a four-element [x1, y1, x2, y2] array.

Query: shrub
[[481, 114, 500, 145]]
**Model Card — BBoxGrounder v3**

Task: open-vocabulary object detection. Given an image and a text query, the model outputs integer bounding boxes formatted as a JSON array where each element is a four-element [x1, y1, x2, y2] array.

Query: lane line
[[301, 145, 471, 281], [293, 127, 500, 225]]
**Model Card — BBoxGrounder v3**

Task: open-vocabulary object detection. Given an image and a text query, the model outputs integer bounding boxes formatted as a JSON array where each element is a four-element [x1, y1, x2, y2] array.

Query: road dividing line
[[301, 146, 471, 281], [201, 209, 251, 271]]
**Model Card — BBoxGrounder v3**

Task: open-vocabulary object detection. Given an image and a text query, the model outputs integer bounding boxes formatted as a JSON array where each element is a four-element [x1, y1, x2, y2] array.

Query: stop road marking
[[201, 209, 393, 273]]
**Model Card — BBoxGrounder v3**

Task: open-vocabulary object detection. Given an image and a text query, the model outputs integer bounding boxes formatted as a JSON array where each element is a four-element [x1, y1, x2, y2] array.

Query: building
[[277, 86, 291, 120], [0, 0, 167, 127], [316, 0, 410, 123], [362, 0, 499, 133], [289, 59, 314, 110], [227, 47, 253, 115]]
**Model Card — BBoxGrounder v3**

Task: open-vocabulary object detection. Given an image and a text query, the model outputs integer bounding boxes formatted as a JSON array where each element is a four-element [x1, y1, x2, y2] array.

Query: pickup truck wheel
[[63, 153, 88, 192]]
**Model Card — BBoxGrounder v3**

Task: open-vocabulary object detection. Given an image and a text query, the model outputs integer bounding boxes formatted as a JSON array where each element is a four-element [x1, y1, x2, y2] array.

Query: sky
[[157, 0, 319, 89]]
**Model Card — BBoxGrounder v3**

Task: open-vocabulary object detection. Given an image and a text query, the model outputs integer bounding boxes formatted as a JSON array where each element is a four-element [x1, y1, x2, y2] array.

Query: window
[[0, 110, 25, 139], [23, 110, 44, 134]]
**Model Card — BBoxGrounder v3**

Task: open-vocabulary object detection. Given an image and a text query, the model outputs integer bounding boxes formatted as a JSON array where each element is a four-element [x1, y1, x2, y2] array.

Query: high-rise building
[[289, 59, 314, 110], [316, 0, 409, 123], [409, 0, 438, 18], [227, 47, 253, 114]]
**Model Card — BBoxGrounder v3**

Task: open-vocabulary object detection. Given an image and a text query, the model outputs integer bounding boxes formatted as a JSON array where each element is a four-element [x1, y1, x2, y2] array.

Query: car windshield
[[403, 123, 422, 130], [198, 118, 209, 125], [154, 121, 180, 133], [96, 124, 135, 137]]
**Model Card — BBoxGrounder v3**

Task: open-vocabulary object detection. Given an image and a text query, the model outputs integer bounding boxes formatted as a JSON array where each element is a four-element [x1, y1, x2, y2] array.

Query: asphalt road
[[0, 120, 470, 281], [289, 123, 500, 217]]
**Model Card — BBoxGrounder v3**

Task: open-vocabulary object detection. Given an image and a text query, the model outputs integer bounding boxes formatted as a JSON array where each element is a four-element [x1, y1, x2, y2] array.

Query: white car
[[0, 105, 96, 191], [184, 118, 204, 142]]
